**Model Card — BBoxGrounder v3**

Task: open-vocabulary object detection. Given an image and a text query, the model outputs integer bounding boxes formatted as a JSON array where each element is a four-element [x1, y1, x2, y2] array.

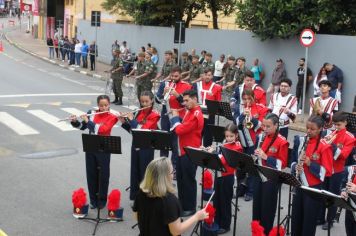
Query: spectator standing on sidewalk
[[295, 58, 313, 114], [213, 54, 225, 82], [69, 38, 76, 65], [59, 36, 65, 61], [74, 39, 82, 67], [151, 47, 159, 65], [89, 41, 98, 71], [250, 58, 264, 85], [313, 66, 328, 97], [111, 40, 120, 59], [324, 62, 343, 103], [53, 38, 59, 59], [267, 58, 286, 97], [81, 40, 89, 69], [47, 37, 54, 59]]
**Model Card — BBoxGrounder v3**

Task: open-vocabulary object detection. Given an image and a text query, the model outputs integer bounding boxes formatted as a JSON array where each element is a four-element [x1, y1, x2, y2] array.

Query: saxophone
[[313, 98, 322, 115]]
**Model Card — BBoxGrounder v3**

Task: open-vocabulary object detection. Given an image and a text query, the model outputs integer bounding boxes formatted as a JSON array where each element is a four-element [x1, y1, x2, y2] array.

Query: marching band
[[70, 66, 355, 236]]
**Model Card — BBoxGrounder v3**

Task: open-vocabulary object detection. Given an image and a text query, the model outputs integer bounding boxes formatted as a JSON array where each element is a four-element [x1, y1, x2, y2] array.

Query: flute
[[118, 106, 152, 118], [58, 111, 109, 122]]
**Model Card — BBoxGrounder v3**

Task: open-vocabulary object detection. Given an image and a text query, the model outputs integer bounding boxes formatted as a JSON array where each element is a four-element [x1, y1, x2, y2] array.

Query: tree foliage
[[101, 0, 237, 29], [236, 0, 356, 40]]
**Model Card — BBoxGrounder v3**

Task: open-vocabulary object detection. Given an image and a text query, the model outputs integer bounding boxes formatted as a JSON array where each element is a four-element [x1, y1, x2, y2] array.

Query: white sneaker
[[297, 109, 302, 115]]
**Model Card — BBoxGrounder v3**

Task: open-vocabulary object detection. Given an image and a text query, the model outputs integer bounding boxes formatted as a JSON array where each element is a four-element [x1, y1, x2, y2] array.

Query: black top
[[133, 189, 182, 236], [326, 65, 343, 89], [297, 67, 312, 86]]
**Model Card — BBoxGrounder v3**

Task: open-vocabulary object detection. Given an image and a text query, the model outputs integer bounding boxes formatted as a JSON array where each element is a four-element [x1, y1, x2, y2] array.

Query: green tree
[[236, 0, 356, 40], [203, 0, 237, 29], [101, 0, 205, 27]]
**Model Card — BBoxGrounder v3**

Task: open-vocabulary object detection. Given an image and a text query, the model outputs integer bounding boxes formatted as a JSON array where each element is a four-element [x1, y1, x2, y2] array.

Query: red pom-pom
[[268, 226, 285, 236], [202, 170, 213, 190], [108, 189, 121, 211], [72, 188, 87, 208], [251, 220, 265, 236], [204, 203, 215, 226]]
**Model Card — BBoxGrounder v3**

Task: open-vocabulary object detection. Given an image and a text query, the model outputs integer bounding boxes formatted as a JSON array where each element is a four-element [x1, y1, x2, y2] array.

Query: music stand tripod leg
[[190, 167, 205, 236], [232, 175, 240, 236]]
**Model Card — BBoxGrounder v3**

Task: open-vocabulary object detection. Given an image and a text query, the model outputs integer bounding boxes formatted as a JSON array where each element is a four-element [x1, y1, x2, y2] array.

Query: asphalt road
[[0, 22, 346, 236]]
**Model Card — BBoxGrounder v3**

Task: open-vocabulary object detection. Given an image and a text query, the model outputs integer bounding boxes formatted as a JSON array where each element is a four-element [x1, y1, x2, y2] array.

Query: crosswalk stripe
[[61, 108, 86, 116], [0, 112, 39, 135], [27, 110, 76, 131]]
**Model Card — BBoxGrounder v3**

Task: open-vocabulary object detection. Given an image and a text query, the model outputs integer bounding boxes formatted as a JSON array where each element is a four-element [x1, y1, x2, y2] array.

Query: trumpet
[[244, 107, 254, 129], [296, 135, 310, 182], [162, 82, 176, 105], [323, 130, 338, 144], [58, 111, 109, 122], [253, 132, 266, 165]]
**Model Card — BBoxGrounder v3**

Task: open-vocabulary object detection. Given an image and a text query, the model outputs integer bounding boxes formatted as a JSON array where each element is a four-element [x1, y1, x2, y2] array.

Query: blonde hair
[[140, 157, 175, 197]]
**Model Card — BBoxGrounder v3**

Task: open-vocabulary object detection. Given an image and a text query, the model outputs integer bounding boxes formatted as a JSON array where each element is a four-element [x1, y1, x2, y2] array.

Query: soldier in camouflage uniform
[[185, 55, 203, 83], [180, 52, 192, 73], [202, 52, 215, 73], [219, 56, 237, 101], [234, 57, 248, 85], [110, 49, 124, 105], [127, 52, 148, 101], [153, 50, 176, 81]]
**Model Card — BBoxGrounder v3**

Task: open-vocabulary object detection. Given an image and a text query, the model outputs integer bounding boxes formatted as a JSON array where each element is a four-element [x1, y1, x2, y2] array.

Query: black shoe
[[115, 97, 123, 105], [182, 210, 195, 217], [217, 228, 230, 234], [111, 96, 118, 104], [322, 222, 333, 230]]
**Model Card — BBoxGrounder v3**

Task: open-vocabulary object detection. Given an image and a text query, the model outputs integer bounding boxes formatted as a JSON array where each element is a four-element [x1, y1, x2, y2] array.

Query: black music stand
[[255, 165, 301, 236], [346, 112, 356, 133], [208, 125, 225, 144], [220, 147, 261, 236], [184, 147, 225, 236], [206, 99, 234, 122], [80, 134, 122, 236], [300, 186, 356, 236], [131, 129, 172, 151]]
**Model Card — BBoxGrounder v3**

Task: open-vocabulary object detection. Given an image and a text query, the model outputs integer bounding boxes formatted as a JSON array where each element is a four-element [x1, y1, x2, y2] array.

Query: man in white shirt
[[268, 78, 297, 139], [213, 54, 225, 83]]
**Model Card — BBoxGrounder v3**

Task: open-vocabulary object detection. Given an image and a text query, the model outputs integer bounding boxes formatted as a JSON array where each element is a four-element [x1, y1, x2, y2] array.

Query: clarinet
[[336, 166, 356, 222], [296, 135, 309, 184]]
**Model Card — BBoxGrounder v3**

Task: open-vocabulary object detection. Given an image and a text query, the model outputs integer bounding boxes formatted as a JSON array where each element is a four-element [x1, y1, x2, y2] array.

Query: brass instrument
[[296, 135, 310, 183], [313, 98, 323, 115], [253, 132, 266, 165], [162, 82, 176, 105], [244, 107, 254, 129], [323, 130, 338, 144]]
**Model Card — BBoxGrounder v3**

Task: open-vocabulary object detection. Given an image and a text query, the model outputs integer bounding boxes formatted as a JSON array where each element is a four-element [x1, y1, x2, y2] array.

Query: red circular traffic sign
[[300, 29, 316, 47]]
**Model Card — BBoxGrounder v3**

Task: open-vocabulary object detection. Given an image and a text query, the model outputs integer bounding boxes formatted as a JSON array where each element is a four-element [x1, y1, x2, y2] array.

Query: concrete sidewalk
[[3, 24, 308, 132]]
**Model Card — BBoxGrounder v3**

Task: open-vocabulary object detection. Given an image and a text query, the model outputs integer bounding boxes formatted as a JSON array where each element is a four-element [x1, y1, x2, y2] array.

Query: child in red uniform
[[291, 115, 333, 236], [120, 91, 160, 200], [70, 95, 118, 209], [253, 113, 289, 235], [319, 111, 355, 230], [237, 89, 269, 201], [207, 124, 243, 234]]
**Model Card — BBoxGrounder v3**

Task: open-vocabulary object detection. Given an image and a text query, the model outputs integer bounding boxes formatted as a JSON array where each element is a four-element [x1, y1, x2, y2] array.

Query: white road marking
[[0, 93, 100, 98], [0, 112, 39, 135], [61, 108, 86, 116], [80, 71, 87, 75], [27, 110, 75, 131], [37, 68, 48, 73]]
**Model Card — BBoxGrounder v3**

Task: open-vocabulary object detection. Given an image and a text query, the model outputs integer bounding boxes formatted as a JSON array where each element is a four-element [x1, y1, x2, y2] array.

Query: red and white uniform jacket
[[219, 141, 243, 177], [195, 80, 222, 118], [232, 83, 267, 114], [329, 128, 355, 174], [237, 103, 269, 148], [167, 80, 192, 118], [309, 96, 338, 130], [256, 133, 289, 170], [170, 106, 204, 156], [269, 93, 298, 128], [126, 108, 160, 130], [292, 135, 333, 187], [71, 110, 118, 136]]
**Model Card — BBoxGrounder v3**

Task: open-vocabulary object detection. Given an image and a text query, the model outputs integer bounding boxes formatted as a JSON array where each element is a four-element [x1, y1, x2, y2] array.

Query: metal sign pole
[[94, 12, 98, 71], [301, 47, 308, 121], [178, 21, 182, 65]]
